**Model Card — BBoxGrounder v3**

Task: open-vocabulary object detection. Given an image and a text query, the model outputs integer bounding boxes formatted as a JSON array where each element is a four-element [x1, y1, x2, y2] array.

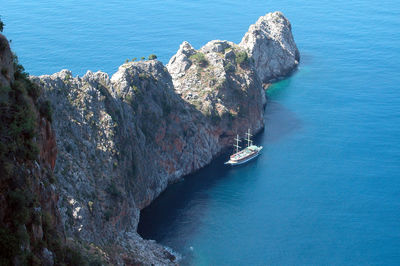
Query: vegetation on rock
[[148, 54, 157, 60], [189, 52, 208, 67], [236, 51, 249, 67], [0, 16, 3, 32], [224, 62, 235, 73]]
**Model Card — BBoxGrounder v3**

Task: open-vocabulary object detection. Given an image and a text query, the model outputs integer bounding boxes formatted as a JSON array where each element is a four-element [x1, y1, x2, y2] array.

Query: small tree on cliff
[[148, 54, 157, 60], [0, 16, 4, 32]]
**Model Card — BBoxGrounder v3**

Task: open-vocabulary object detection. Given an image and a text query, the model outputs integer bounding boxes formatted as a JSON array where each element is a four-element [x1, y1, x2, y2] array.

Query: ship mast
[[245, 128, 252, 147], [234, 134, 241, 153]]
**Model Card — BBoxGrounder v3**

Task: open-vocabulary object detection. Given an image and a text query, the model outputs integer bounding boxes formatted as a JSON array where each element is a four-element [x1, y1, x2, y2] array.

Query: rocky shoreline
[[0, 11, 298, 265]]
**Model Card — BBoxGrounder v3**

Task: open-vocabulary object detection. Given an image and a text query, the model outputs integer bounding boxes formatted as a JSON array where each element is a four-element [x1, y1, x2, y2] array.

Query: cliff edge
[[1, 11, 299, 265]]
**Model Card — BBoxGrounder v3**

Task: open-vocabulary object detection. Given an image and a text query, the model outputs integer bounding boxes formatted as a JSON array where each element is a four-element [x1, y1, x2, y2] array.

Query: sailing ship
[[225, 129, 263, 165]]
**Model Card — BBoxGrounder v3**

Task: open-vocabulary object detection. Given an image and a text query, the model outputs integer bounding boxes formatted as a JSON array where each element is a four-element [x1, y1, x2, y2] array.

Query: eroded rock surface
[[240, 11, 300, 83], [26, 10, 299, 264]]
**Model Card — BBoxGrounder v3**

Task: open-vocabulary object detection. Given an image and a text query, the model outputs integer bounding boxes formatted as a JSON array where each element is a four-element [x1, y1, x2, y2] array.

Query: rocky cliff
[[0, 33, 104, 265], [1, 11, 299, 265], [240, 11, 300, 83]]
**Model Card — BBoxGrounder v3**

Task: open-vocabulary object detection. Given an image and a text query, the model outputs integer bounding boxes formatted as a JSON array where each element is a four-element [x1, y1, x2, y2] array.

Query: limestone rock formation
[[167, 39, 266, 145], [34, 52, 266, 263], [240, 11, 300, 83], [1, 10, 299, 265]]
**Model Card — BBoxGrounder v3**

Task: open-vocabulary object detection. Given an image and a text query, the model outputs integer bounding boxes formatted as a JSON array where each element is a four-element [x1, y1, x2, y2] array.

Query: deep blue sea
[[3, 0, 400, 265]]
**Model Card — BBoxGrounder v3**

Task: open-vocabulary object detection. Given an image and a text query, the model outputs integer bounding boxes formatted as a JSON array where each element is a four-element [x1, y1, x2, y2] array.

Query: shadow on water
[[137, 100, 301, 240], [137, 77, 302, 254], [264, 100, 302, 143], [138, 153, 231, 240]]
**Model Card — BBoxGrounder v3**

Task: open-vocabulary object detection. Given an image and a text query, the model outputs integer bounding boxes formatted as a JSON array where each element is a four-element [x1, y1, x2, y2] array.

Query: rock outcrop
[[1, 11, 299, 265], [167, 39, 266, 141], [0, 34, 98, 265], [34, 51, 266, 262], [240, 11, 300, 83]]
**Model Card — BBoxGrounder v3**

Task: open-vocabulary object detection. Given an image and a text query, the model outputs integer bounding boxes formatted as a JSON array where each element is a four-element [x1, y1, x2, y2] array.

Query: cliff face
[[2, 11, 299, 265], [34, 53, 267, 263], [0, 33, 89, 265], [167, 40, 266, 145]]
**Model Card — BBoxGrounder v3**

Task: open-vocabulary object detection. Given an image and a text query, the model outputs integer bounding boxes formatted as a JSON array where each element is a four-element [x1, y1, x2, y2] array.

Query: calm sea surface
[[3, 0, 400, 265]]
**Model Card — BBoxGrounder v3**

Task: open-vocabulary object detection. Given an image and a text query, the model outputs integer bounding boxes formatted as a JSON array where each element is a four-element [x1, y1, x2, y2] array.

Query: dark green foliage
[[27, 82, 41, 102], [0, 227, 21, 264], [207, 111, 221, 125], [0, 189, 34, 263], [125, 94, 134, 105], [189, 52, 208, 67], [148, 54, 157, 60], [0, 16, 4, 32], [132, 85, 140, 94], [89, 257, 103, 266], [65, 246, 87, 265], [27, 252, 41, 265], [1, 67, 7, 76], [8, 189, 31, 225], [236, 51, 249, 67], [0, 53, 46, 179], [104, 210, 112, 221], [132, 57, 137, 62], [65, 143, 73, 153], [39, 100, 53, 122], [224, 62, 235, 73], [141, 56, 145, 60], [161, 99, 171, 116], [106, 183, 121, 198]]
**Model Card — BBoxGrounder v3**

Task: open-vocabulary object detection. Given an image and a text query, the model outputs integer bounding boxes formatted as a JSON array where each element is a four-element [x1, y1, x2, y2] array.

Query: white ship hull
[[225, 146, 263, 165], [225, 129, 262, 166]]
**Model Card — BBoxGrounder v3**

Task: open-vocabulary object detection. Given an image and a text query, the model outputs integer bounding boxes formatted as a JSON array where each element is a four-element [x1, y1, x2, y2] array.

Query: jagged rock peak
[[200, 40, 233, 54], [167, 41, 196, 79], [240, 11, 300, 83]]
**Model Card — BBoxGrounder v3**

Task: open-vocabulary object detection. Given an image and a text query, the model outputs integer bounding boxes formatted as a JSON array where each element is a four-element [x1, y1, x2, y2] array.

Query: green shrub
[[125, 94, 133, 105], [141, 56, 145, 60], [189, 52, 208, 67], [224, 62, 235, 73], [104, 210, 112, 221], [148, 54, 157, 60], [0, 16, 4, 32], [0, 227, 21, 263], [236, 51, 249, 67], [132, 85, 140, 94], [8, 189, 31, 225], [27, 82, 41, 102], [39, 100, 53, 122], [65, 246, 86, 265], [106, 183, 120, 198], [132, 57, 137, 62]]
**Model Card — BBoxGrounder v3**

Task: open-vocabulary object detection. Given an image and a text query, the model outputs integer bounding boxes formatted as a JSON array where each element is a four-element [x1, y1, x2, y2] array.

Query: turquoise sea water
[[3, 0, 400, 265]]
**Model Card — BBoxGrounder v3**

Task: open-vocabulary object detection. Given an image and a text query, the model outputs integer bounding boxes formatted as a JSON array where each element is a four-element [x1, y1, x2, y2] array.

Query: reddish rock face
[[38, 117, 58, 170], [28, 10, 298, 265]]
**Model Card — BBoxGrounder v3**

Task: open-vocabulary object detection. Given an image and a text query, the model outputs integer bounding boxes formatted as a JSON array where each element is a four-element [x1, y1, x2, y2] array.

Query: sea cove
[[2, 0, 400, 265]]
